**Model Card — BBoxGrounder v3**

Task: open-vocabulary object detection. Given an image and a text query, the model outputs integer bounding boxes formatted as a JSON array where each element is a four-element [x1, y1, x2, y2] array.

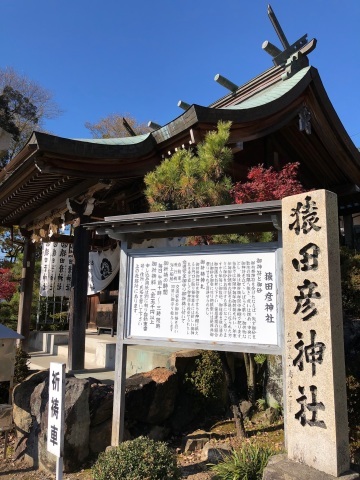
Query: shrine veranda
[[96, 189, 350, 478]]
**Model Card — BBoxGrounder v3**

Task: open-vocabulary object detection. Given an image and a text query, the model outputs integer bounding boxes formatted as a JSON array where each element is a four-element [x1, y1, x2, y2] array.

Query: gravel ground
[[0, 431, 214, 480]]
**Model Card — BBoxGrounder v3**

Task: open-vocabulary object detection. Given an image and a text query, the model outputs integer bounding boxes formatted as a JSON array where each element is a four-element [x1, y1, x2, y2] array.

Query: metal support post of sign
[[56, 457, 64, 480], [3, 431, 8, 459], [275, 219, 287, 449], [112, 239, 129, 446]]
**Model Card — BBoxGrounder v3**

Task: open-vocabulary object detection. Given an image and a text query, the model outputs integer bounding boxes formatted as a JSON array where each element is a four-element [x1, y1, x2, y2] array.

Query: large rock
[[125, 372, 157, 423], [89, 417, 131, 454], [170, 390, 201, 433], [88, 367, 178, 449], [62, 377, 90, 470], [170, 350, 202, 375], [13, 370, 90, 474], [13, 365, 181, 472], [88, 379, 114, 426], [125, 367, 178, 425], [13, 370, 49, 469], [141, 368, 178, 424]]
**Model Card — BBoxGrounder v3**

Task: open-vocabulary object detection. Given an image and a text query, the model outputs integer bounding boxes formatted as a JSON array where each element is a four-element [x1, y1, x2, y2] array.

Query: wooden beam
[[67, 215, 91, 371], [19, 179, 97, 227], [16, 236, 36, 351], [41, 234, 74, 244]]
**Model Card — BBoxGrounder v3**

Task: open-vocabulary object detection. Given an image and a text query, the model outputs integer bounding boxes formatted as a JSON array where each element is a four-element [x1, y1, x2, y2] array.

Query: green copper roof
[[73, 133, 151, 145], [225, 66, 311, 110]]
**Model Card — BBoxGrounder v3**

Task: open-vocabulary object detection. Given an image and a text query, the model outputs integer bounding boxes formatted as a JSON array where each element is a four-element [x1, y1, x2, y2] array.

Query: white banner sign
[[47, 362, 65, 458], [40, 243, 73, 297], [88, 245, 120, 295], [40, 243, 120, 297], [127, 248, 280, 347]]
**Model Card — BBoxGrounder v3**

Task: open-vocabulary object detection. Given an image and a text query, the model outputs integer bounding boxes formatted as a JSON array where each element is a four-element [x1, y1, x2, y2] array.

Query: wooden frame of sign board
[[85, 200, 284, 446]]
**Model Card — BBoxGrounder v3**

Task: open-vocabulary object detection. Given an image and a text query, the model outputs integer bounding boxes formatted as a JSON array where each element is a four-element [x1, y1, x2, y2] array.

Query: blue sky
[[1, 1, 359, 144]]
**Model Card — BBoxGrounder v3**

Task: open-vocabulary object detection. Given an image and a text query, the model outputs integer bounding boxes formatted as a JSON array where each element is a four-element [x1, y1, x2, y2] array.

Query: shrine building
[[0, 6, 359, 370]]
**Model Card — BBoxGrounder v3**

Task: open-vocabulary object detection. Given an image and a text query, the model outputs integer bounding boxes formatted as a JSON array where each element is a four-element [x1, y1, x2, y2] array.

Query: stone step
[[55, 344, 96, 366], [42, 342, 173, 375], [29, 331, 177, 378]]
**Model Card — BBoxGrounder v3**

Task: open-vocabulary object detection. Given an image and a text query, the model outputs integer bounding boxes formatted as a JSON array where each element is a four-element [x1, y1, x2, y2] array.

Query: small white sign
[[127, 248, 280, 347], [47, 362, 65, 458]]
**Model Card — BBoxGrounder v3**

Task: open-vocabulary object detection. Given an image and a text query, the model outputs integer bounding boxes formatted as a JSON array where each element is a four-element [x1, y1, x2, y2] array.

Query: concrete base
[[263, 454, 359, 479], [95, 341, 116, 369], [29, 330, 69, 354]]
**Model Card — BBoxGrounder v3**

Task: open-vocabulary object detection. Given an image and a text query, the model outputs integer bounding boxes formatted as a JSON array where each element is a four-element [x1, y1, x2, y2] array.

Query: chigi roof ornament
[[262, 4, 317, 78]]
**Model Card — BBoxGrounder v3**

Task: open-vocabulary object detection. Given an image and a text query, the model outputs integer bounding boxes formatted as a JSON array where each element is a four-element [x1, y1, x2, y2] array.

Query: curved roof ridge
[[72, 133, 151, 145], [225, 66, 311, 110]]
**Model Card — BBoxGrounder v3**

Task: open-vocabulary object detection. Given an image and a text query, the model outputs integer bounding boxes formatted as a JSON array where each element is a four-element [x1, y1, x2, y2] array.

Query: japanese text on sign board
[[129, 250, 279, 347]]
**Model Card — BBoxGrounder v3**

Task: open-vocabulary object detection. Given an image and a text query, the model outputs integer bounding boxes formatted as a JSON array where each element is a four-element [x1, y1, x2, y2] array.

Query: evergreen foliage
[[144, 121, 233, 211], [92, 436, 180, 480], [14, 346, 30, 383], [0, 252, 41, 331], [340, 247, 360, 317], [0, 227, 24, 265], [184, 350, 225, 411]]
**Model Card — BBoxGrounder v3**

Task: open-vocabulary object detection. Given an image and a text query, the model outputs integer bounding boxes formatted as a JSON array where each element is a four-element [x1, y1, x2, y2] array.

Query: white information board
[[126, 246, 281, 348], [47, 362, 65, 458]]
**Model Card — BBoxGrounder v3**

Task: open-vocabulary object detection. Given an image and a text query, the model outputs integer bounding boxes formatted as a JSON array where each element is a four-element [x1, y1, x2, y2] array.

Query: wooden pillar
[[343, 214, 354, 248], [17, 233, 36, 351], [68, 215, 91, 371]]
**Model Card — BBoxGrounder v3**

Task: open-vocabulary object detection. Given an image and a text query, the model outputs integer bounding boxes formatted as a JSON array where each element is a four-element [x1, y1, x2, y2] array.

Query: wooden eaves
[[1, 60, 360, 230]]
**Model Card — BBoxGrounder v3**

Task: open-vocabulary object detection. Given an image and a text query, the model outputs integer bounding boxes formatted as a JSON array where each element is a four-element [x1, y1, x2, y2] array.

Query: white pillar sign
[[282, 190, 350, 477], [47, 362, 65, 459]]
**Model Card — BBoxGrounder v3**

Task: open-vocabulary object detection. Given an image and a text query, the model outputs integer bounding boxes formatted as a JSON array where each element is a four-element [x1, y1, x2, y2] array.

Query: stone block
[[183, 430, 210, 452], [201, 442, 232, 463], [282, 190, 350, 477], [95, 341, 116, 369], [262, 454, 359, 479]]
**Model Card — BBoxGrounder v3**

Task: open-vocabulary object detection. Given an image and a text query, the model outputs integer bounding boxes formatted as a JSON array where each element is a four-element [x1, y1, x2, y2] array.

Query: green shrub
[[254, 354, 267, 366], [91, 436, 181, 480], [14, 346, 30, 383], [38, 321, 69, 331], [210, 443, 275, 480], [256, 398, 267, 411], [340, 247, 360, 316], [184, 350, 224, 409], [347, 375, 360, 445]]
